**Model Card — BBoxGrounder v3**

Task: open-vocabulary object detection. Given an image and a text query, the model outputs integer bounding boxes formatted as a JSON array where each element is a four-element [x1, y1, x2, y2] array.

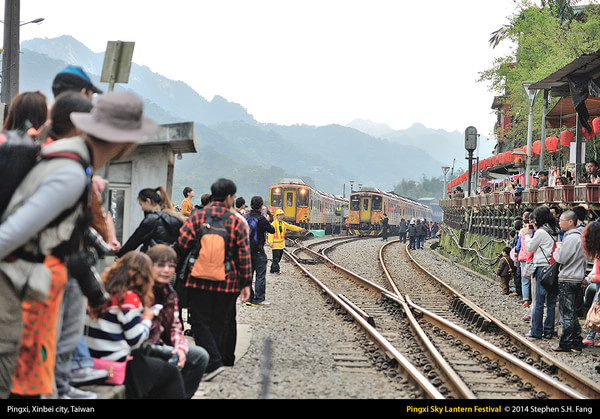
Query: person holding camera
[[0, 92, 157, 399], [86, 251, 185, 399], [146, 245, 208, 398], [524, 206, 559, 340]]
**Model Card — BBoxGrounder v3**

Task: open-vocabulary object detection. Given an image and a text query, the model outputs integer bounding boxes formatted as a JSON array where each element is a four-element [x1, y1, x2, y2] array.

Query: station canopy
[[531, 48, 600, 132]]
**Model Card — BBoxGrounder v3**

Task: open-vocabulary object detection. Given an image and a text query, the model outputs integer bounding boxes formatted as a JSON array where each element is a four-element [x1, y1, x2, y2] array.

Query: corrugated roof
[[530, 49, 600, 94], [545, 96, 600, 128]]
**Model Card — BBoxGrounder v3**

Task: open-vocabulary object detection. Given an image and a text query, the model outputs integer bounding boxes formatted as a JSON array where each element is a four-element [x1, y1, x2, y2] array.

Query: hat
[[409, 218, 415, 225], [70, 92, 158, 143], [275, 209, 284, 215], [53, 65, 103, 95], [538, 170, 548, 176]]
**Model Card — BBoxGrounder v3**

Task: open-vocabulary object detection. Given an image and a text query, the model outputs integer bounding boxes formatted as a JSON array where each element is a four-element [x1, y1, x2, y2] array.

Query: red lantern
[[532, 140, 541, 155], [545, 136, 558, 152], [560, 130, 574, 146], [582, 127, 594, 141], [593, 117, 600, 136]]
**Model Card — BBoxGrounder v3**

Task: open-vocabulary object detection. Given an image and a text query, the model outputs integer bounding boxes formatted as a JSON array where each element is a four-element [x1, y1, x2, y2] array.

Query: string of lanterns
[[446, 116, 600, 191]]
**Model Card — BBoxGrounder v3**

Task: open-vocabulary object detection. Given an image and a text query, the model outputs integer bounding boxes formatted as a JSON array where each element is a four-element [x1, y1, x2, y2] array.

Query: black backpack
[[0, 130, 88, 218], [245, 213, 260, 252]]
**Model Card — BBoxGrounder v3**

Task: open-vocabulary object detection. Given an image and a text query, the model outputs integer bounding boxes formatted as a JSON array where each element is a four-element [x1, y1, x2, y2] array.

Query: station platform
[[81, 323, 252, 399]]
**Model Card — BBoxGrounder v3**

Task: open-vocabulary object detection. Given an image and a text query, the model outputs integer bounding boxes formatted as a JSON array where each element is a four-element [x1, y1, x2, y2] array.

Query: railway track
[[285, 236, 600, 399]]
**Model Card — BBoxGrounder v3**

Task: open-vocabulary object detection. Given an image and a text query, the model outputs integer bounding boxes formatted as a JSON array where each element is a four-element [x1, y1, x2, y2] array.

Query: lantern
[[560, 130, 574, 147], [532, 140, 541, 155], [593, 117, 600, 136], [545, 136, 558, 152], [582, 126, 594, 141]]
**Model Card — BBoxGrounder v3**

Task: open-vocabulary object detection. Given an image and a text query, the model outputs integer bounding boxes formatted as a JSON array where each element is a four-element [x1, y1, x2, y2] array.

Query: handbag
[[523, 261, 534, 280], [586, 285, 600, 332], [539, 263, 559, 294], [539, 243, 559, 294], [586, 298, 600, 332], [92, 356, 131, 385]]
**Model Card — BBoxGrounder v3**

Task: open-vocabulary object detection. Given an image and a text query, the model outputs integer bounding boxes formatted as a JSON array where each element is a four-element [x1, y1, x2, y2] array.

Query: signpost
[[101, 41, 135, 92], [464, 126, 478, 197]]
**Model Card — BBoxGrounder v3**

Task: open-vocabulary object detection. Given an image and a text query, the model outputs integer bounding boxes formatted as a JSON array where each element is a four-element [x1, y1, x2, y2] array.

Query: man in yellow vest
[[268, 209, 306, 274]]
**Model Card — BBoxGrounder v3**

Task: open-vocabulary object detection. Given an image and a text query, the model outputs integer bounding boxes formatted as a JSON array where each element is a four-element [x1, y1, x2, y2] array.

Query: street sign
[[465, 126, 478, 151], [101, 41, 135, 92]]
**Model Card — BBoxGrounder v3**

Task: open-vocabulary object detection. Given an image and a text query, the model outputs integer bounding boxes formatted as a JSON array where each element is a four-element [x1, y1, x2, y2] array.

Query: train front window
[[350, 196, 360, 211], [297, 189, 309, 207], [286, 192, 294, 207], [271, 190, 282, 207], [372, 196, 382, 211], [363, 199, 369, 211]]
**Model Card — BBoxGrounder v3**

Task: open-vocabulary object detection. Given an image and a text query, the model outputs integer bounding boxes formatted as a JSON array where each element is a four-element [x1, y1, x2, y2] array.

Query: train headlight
[[300, 189, 306, 194]]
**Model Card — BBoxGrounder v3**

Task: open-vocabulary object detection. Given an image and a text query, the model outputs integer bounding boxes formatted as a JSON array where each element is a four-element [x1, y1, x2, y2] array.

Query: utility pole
[[1, 0, 20, 105]]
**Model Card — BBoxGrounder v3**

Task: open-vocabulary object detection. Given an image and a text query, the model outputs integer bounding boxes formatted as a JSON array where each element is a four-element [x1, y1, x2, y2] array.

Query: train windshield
[[271, 189, 283, 207], [297, 188, 309, 207], [372, 196, 382, 211], [350, 195, 360, 211]]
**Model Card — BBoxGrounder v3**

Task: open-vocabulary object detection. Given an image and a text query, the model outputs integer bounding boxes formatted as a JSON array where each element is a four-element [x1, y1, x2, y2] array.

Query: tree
[[479, 1, 600, 152], [489, 0, 583, 48]]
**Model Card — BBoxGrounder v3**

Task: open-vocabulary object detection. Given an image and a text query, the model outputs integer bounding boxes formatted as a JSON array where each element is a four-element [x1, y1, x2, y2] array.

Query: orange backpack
[[190, 213, 231, 281]]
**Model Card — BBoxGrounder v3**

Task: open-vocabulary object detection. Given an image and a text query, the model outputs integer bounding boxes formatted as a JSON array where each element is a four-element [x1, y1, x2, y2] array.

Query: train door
[[359, 196, 370, 224], [284, 189, 296, 219]]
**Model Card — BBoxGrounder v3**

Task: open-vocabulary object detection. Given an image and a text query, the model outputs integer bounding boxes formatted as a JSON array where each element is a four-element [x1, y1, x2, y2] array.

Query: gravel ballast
[[192, 237, 600, 399]]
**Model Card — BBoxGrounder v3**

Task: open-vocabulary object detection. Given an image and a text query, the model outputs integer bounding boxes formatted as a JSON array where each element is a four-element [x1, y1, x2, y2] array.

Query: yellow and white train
[[347, 187, 432, 236], [269, 179, 347, 235]]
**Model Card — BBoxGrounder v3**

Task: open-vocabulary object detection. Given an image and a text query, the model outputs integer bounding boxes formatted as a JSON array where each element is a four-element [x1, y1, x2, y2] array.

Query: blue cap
[[53, 65, 102, 95]]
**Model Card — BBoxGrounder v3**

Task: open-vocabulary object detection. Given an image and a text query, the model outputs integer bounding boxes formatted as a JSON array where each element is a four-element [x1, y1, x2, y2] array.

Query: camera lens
[[67, 250, 109, 308]]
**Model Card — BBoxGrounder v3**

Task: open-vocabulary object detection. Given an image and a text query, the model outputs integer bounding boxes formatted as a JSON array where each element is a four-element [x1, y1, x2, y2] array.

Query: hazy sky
[[11, 0, 517, 138]]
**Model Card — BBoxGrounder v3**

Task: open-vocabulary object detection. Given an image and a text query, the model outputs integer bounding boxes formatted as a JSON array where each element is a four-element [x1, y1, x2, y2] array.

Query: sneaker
[[551, 345, 572, 353], [525, 332, 541, 339], [203, 366, 225, 382], [508, 292, 518, 297], [246, 301, 272, 307], [523, 301, 529, 307], [522, 315, 531, 321], [572, 346, 583, 352], [59, 386, 97, 399], [70, 367, 109, 386], [583, 339, 594, 346]]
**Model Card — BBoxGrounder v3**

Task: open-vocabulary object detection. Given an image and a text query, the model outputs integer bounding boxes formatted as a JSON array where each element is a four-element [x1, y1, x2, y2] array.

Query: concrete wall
[[102, 122, 196, 245]]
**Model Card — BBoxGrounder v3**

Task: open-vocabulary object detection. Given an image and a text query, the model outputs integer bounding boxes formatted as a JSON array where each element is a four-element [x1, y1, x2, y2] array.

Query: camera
[[142, 343, 180, 366], [67, 227, 110, 308]]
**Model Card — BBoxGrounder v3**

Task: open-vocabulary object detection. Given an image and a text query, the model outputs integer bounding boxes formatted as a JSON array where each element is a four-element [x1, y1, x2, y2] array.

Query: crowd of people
[[0, 66, 309, 400], [450, 160, 600, 199], [499, 204, 600, 353]]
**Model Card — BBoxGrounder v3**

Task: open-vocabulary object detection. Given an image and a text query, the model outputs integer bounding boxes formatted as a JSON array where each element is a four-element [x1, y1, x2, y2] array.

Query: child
[[496, 246, 516, 295]]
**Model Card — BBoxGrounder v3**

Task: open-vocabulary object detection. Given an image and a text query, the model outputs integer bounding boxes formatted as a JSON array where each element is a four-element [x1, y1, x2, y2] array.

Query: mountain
[[18, 36, 448, 201], [347, 119, 496, 172]]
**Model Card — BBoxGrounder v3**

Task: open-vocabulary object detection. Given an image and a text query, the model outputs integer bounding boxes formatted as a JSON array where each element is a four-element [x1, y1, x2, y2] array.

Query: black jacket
[[245, 210, 275, 252], [398, 221, 407, 233], [416, 222, 428, 236], [116, 210, 184, 257]]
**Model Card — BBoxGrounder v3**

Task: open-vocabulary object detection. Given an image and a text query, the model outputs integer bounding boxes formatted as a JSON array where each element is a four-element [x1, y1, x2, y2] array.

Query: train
[[269, 179, 347, 235], [347, 187, 432, 236]]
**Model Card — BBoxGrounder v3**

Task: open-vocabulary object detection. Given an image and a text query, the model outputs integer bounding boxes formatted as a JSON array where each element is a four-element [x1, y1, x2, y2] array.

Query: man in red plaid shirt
[[177, 178, 251, 381]]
